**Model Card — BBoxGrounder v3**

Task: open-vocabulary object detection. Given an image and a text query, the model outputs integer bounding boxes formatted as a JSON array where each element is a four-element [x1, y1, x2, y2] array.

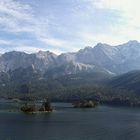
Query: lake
[[0, 99, 140, 140]]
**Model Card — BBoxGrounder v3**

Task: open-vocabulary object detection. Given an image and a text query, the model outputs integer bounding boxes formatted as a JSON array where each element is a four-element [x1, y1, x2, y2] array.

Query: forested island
[[73, 100, 99, 108], [20, 99, 53, 113]]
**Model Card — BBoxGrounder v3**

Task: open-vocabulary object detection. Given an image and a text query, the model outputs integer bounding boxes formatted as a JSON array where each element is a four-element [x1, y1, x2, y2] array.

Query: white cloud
[[82, 32, 128, 46], [38, 36, 80, 52], [0, 0, 35, 33], [0, 0, 74, 53], [14, 45, 64, 55], [39, 37, 66, 47], [0, 38, 66, 54], [75, 0, 140, 45], [0, 0, 32, 20], [0, 39, 12, 45], [1, 0, 140, 53], [89, 0, 140, 34], [14, 45, 46, 54], [0, 0, 58, 46]]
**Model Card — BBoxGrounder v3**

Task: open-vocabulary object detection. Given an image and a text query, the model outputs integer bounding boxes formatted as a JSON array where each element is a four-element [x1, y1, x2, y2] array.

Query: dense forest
[[0, 70, 140, 106]]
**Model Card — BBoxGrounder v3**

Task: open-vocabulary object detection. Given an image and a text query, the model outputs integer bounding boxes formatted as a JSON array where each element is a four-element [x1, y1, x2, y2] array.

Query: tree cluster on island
[[20, 98, 53, 113], [73, 100, 99, 108]]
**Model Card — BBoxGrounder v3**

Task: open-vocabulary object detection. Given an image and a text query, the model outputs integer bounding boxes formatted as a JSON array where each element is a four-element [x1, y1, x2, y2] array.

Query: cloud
[[0, 0, 34, 32], [0, 39, 12, 45], [1, 0, 140, 53], [39, 37, 74, 49], [79, 31, 127, 46], [0, 45, 46, 54], [0, 0, 65, 50], [75, 0, 140, 46], [14, 45, 46, 54], [38, 37, 66, 47], [0, 38, 65, 54], [89, 0, 140, 34], [0, 0, 79, 54]]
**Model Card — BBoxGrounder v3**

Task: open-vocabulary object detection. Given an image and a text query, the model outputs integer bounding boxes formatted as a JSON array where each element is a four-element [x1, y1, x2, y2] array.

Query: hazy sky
[[0, 0, 140, 54]]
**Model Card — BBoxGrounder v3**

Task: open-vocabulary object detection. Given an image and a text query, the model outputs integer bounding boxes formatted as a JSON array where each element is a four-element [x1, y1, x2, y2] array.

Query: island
[[20, 98, 53, 113], [73, 100, 98, 108]]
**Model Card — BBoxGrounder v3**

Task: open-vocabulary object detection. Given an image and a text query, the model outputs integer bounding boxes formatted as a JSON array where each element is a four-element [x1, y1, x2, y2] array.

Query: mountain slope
[[0, 40, 140, 78], [0, 51, 57, 73], [108, 70, 140, 94]]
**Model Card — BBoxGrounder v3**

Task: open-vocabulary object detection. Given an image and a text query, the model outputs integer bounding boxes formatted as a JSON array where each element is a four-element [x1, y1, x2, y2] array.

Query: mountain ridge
[[0, 40, 140, 76]]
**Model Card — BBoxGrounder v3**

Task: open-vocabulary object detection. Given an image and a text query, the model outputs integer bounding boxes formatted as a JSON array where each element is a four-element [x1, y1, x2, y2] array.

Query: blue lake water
[[0, 100, 140, 140]]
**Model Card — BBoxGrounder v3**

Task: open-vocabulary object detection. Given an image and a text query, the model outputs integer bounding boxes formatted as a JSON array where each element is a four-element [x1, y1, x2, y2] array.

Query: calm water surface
[[0, 99, 140, 140]]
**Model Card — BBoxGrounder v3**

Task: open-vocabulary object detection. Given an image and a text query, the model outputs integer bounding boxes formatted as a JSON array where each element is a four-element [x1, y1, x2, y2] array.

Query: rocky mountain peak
[[0, 40, 140, 75]]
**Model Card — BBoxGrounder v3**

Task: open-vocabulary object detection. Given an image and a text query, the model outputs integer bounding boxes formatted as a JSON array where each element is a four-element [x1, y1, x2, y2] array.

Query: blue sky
[[0, 0, 140, 54]]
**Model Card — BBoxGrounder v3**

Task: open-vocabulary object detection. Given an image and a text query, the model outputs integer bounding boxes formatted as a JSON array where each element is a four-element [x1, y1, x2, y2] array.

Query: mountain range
[[1, 40, 140, 101], [1, 40, 140, 77]]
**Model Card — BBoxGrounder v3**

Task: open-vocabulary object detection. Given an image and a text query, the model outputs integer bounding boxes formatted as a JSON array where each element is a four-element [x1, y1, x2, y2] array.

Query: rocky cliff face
[[0, 40, 140, 77]]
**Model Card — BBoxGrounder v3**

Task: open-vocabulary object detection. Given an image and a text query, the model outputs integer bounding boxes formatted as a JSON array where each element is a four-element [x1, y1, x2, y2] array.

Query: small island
[[20, 98, 53, 113], [73, 100, 98, 108]]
